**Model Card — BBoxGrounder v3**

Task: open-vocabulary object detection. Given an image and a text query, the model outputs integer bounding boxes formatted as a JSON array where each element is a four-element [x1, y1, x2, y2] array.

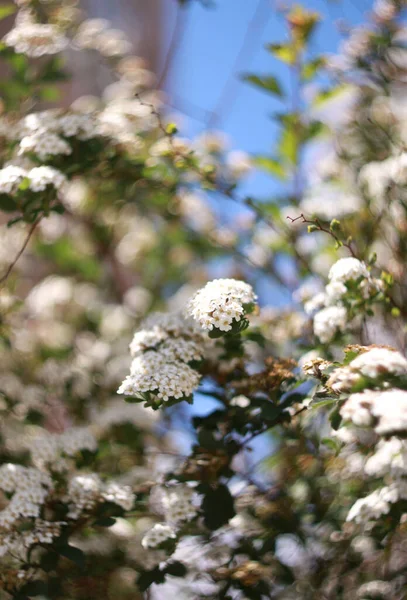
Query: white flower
[[160, 486, 199, 524], [328, 257, 369, 283], [349, 348, 407, 379], [225, 150, 252, 179], [67, 474, 101, 519], [365, 438, 407, 478], [357, 581, 392, 599], [28, 166, 66, 192], [102, 482, 134, 511], [341, 388, 407, 436], [313, 305, 347, 343], [340, 391, 378, 427], [66, 473, 134, 519], [19, 131, 71, 160], [347, 481, 407, 523], [119, 312, 205, 405], [186, 278, 257, 332], [0, 165, 28, 194], [370, 389, 407, 435], [3, 22, 68, 57], [129, 312, 205, 358], [325, 281, 347, 303], [141, 523, 177, 549], [0, 464, 52, 529], [118, 352, 201, 402], [304, 292, 326, 315]]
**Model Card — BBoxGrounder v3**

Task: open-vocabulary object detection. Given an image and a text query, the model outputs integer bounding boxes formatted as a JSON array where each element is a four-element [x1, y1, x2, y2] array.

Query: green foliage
[[242, 74, 284, 98]]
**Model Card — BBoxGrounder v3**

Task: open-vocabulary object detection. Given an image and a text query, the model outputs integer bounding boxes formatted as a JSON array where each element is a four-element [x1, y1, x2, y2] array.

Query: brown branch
[[286, 212, 357, 257], [0, 217, 41, 287]]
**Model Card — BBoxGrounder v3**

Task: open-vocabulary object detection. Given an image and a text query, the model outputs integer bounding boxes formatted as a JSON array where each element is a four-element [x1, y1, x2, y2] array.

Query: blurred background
[[63, 0, 369, 202]]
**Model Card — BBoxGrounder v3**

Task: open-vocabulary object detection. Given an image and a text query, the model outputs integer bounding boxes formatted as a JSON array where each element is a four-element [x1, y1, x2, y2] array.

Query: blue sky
[[162, 0, 369, 201]]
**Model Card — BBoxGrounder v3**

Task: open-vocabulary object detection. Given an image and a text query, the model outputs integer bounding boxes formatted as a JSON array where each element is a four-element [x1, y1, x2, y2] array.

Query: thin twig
[[0, 217, 41, 287], [286, 212, 357, 257]]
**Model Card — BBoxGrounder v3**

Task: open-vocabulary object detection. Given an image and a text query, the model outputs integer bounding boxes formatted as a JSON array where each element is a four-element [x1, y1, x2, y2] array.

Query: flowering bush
[[0, 0, 406, 599]]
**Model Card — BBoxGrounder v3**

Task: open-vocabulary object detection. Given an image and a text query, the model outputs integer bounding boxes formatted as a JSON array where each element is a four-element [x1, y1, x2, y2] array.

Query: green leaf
[[259, 400, 282, 421], [0, 194, 17, 212], [40, 85, 61, 102], [0, 4, 16, 20], [40, 550, 59, 572], [329, 405, 342, 431], [304, 120, 325, 141], [279, 125, 298, 165], [343, 348, 361, 365], [39, 56, 69, 82], [311, 398, 336, 409], [19, 581, 48, 596], [242, 74, 284, 98], [201, 484, 235, 530], [94, 516, 116, 527], [208, 327, 225, 339], [266, 43, 296, 65], [313, 84, 348, 107], [301, 56, 325, 81], [198, 428, 223, 450], [164, 561, 188, 577], [321, 437, 341, 454], [58, 544, 85, 569], [254, 156, 286, 180], [137, 567, 166, 592]]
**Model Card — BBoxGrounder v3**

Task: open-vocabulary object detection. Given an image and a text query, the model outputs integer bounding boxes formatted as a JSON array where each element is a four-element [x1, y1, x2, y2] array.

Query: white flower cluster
[[304, 258, 383, 343], [3, 20, 68, 57], [186, 278, 257, 332], [129, 312, 205, 360], [141, 485, 199, 550], [0, 165, 27, 194], [74, 18, 132, 57], [225, 150, 252, 180], [15, 109, 98, 159], [364, 438, 407, 478], [313, 306, 347, 345], [18, 110, 97, 141], [329, 347, 407, 393], [141, 523, 177, 549], [119, 351, 200, 404], [329, 346, 407, 525], [159, 485, 199, 524], [328, 257, 369, 283], [28, 166, 67, 192], [0, 519, 65, 559], [0, 464, 52, 529], [357, 581, 393, 600], [19, 131, 71, 159], [347, 480, 407, 524], [359, 152, 407, 206], [66, 473, 134, 519], [30, 427, 97, 471], [0, 164, 66, 195], [341, 388, 407, 436], [118, 312, 205, 405]]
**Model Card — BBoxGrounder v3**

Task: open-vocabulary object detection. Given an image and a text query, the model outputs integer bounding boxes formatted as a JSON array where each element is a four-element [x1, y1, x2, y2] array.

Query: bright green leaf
[[0, 4, 16, 20], [266, 43, 296, 65], [301, 56, 325, 81], [242, 74, 284, 98], [254, 156, 287, 180]]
